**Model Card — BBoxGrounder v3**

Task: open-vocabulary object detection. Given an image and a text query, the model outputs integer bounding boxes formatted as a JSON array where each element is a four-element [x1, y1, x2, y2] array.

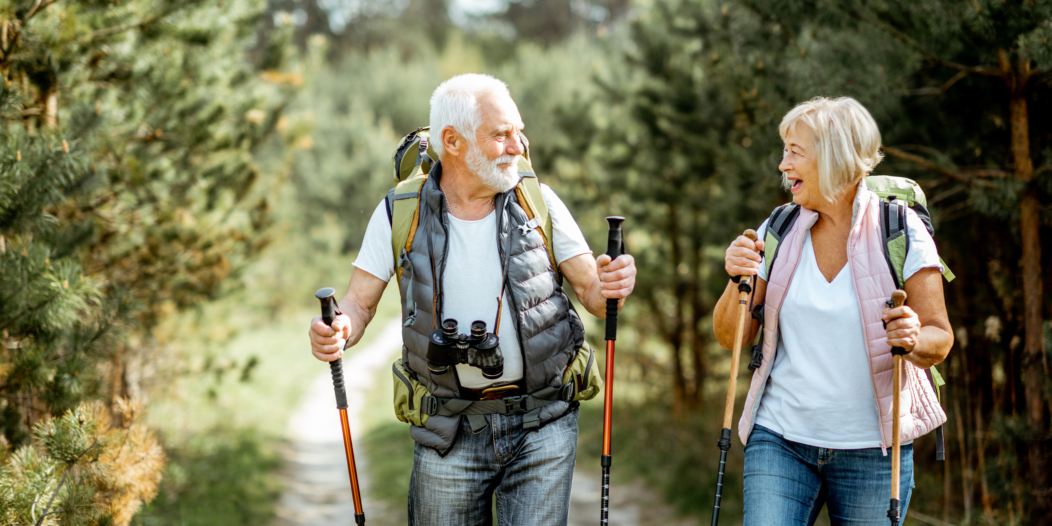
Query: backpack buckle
[[559, 382, 575, 402], [422, 396, 439, 416]]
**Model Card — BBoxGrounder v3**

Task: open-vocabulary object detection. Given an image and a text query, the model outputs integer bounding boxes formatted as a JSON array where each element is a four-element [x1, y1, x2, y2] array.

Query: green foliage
[[130, 431, 281, 526], [0, 401, 166, 526], [0, 0, 300, 523]]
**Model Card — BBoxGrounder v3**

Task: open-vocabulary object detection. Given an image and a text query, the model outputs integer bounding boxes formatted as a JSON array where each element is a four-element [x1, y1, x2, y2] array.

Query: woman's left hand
[[882, 304, 921, 353]]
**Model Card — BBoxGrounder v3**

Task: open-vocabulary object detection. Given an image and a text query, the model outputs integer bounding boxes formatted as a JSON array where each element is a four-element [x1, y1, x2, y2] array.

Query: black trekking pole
[[711, 229, 758, 526], [600, 216, 625, 526], [887, 289, 907, 526], [315, 287, 366, 526]]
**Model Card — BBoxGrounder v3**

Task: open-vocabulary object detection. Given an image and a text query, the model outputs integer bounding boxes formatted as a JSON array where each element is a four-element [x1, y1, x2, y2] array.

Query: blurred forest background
[[1, 0, 1050, 525]]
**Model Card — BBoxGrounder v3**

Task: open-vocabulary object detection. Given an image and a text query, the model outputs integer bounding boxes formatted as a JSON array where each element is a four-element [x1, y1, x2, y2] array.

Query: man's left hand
[[595, 253, 636, 299]]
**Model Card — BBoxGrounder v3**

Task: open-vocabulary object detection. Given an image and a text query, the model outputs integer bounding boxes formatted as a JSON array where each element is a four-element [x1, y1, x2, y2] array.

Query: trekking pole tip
[[743, 229, 757, 241], [891, 289, 907, 308]]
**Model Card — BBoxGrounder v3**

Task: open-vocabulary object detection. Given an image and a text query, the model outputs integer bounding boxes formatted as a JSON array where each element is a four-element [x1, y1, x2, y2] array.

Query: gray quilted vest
[[397, 161, 584, 455]]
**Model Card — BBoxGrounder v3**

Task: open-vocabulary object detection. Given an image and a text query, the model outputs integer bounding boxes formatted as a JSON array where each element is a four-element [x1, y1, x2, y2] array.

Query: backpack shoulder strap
[[389, 172, 428, 284], [880, 198, 910, 289], [515, 173, 559, 282], [763, 203, 801, 280]]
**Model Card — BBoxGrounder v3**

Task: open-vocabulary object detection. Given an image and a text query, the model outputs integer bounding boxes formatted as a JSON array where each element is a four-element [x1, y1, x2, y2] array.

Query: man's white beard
[[466, 143, 520, 192]]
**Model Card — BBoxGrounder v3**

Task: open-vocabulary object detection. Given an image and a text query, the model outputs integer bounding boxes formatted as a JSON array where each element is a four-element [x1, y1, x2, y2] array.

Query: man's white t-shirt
[[353, 184, 592, 388], [752, 208, 943, 449]]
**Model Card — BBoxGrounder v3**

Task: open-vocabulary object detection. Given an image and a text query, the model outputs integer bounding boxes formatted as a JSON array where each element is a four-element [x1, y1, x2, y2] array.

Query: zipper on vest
[[846, 228, 891, 454]]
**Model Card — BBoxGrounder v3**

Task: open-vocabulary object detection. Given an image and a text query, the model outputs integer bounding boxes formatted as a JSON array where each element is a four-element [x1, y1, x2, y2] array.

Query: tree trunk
[[689, 209, 707, 406], [1008, 70, 1050, 523], [666, 203, 689, 415]]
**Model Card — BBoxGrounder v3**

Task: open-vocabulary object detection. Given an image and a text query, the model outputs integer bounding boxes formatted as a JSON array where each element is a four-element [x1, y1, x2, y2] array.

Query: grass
[[133, 237, 402, 526]]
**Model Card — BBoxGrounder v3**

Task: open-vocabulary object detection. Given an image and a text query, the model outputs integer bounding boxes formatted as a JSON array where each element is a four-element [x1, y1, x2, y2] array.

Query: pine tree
[[0, 1, 297, 523], [578, 0, 1051, 520]]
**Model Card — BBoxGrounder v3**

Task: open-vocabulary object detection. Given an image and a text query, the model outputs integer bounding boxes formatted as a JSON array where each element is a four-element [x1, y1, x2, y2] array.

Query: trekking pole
[[887, 289, 907, 526], [315, 287, 366, 526], [600, 216, 625, 526], [710, 229, 758, 526]]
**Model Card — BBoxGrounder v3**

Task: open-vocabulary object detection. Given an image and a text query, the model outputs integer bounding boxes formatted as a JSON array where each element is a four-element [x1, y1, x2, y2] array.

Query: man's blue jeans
[[408, 406, 578, 526], [743, 425, 914, 525]]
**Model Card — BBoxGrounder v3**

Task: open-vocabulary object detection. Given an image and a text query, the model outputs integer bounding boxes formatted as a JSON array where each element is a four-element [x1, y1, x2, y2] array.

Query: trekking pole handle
[[605, 216, 625, 340], [889, 290, 908, 355], [316, 287, 349, 410]]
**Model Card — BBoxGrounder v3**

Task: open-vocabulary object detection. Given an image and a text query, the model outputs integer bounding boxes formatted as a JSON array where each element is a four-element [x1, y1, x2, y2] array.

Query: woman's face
[[778, 125, 822, 209]]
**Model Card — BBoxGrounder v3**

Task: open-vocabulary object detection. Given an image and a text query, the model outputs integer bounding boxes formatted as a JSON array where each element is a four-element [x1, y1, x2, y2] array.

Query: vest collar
[[425, 160, 445, 214]]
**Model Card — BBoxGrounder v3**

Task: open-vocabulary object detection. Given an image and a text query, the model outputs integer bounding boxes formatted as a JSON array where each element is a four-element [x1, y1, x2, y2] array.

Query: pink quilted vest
[[737, 183, 947, 451]]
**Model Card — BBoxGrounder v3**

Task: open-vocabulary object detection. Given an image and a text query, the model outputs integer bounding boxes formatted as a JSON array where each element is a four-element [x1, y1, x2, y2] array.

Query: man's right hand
[[310, 314, 351, 362]]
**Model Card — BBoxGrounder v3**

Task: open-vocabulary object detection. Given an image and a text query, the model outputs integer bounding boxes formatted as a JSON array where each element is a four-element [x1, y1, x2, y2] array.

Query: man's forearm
[[338, 294, 377, 348]]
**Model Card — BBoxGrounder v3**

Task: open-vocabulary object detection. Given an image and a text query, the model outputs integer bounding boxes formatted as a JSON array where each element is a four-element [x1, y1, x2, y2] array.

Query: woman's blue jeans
[[744, 425, 914, 525], [408, 406, 578, 526]]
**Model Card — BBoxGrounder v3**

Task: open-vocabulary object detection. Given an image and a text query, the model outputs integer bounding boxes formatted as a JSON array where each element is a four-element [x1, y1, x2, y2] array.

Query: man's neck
[[439, 158, 499, 221]]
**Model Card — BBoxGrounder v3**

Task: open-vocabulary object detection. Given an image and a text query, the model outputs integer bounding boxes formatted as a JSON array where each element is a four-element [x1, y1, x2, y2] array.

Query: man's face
[[465, 92, 525, 192]]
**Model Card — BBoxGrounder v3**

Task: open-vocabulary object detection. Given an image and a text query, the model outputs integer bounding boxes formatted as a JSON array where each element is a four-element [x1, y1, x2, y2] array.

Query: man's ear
[[441, 127, 464, 158]]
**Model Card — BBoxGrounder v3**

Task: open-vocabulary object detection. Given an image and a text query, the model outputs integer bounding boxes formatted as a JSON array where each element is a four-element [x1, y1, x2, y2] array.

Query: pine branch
[[32, 466, 67, 526], [833, 2, 1004, 78], [90, 4, 187, 40], [909, 70, 968, 96], [24, 0, 60, 21], [0, 293, 60, 332], [882, 146, 996, 187]]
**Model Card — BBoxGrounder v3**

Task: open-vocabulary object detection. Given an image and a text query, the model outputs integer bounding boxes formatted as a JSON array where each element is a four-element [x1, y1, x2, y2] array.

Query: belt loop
[[467, 414, 489, 433], [523, 408, 541, 429]]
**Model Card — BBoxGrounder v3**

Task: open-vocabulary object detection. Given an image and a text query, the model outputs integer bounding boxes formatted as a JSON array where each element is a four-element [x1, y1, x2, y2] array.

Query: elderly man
[[308, 73, 637, 525]]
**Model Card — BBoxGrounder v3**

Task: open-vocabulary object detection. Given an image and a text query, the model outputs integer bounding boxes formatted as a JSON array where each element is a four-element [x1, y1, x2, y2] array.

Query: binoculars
[[426, 319, 503, 379]]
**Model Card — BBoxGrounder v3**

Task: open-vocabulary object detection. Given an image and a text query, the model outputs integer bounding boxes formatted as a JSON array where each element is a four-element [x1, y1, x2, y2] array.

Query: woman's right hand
[[309, 314, 351, 362], [725, 234, 766, 279]]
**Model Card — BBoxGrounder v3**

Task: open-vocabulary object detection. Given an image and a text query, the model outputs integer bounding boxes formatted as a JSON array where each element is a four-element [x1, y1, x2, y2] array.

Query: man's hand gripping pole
[[315, 287, 366, 526], [600, 216, 625, 526]]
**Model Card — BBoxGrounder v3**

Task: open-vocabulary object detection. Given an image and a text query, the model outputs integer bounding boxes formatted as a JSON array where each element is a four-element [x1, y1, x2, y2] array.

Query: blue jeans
[[408, 406, 578, 526], [743, 425, 914, 525]]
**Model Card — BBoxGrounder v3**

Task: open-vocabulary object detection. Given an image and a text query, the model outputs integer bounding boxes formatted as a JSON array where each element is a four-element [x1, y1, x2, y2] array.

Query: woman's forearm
[[904, 325, 953, 369]]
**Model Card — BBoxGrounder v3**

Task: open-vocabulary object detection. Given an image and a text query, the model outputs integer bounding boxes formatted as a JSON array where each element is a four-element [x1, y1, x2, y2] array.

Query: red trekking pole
[[600, 216, 625, 526], [315, 287, 366, 526]]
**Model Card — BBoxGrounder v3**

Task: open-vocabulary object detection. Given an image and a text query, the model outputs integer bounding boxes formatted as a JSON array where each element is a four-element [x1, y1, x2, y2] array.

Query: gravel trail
[[271, 317, 689, 526]]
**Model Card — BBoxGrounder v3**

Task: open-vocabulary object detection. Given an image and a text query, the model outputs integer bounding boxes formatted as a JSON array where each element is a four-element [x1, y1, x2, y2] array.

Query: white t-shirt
[[353, 184, 592, 388], [753, 207, 943, 449]]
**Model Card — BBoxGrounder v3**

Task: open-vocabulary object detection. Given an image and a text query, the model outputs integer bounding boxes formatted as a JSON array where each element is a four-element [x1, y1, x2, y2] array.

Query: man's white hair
[[779, 96, 884, 201], [429, 73, 511, 158]]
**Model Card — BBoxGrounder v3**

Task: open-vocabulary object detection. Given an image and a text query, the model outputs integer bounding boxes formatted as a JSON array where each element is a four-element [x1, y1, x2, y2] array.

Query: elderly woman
[[713, 97, 953, 524]]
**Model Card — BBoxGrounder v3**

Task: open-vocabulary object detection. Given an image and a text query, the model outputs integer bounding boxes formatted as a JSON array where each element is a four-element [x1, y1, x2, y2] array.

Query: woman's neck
[[813, 182, 858, 230]]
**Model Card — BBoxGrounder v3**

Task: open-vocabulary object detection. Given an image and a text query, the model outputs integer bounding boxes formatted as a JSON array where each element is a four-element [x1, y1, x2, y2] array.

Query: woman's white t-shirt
[[352, 184, 592, 388], [752, 208, 943, 449]]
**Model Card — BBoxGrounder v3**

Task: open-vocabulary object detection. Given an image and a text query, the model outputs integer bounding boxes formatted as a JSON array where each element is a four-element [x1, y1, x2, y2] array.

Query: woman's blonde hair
[[779, 97, 884, 201]]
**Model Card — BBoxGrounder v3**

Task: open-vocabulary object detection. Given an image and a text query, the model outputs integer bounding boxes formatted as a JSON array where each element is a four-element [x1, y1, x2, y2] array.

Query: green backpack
[[755, 175, 952, 460]]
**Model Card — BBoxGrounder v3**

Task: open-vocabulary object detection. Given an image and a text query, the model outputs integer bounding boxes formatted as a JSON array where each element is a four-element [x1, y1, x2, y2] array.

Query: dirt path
[[271, 317, 687, 526], [272, 318, 403, 526]]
